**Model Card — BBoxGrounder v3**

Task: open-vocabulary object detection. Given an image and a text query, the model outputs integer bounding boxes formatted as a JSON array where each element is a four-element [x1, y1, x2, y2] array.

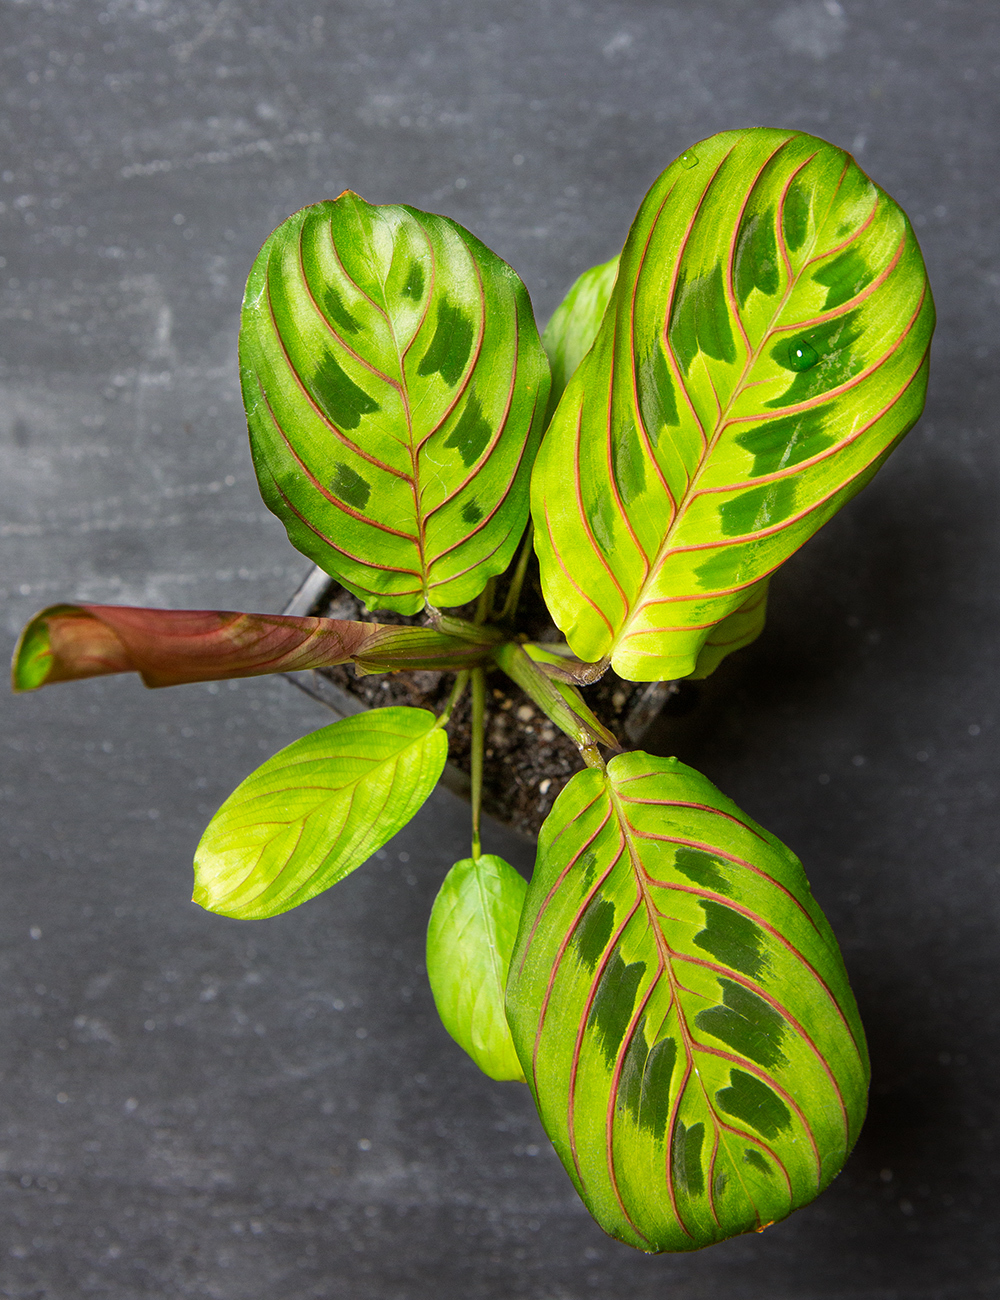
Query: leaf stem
[[434, 670, 470, 730], [470, 666, 486, 859], [499, 523, 534, 625], [475, 579, 494, 626], [492, 642, 619, 757]]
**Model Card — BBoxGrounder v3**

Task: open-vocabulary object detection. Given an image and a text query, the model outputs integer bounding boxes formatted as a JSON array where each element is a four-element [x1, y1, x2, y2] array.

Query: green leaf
[[506, 751, 869, 1252], [240, 193, 551, 615], [542, 255, 619, 419], [532, 129, 934, 681], [194, 708, 447, 919], [426, 854, 528, 1082]]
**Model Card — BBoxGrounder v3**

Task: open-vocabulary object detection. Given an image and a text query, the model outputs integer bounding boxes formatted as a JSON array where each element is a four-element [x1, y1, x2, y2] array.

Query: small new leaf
[[506, 751, 869, 1252], [427, 854, 528, 1082], [542, 255, 620, 419], [194, 708, 447, 919]]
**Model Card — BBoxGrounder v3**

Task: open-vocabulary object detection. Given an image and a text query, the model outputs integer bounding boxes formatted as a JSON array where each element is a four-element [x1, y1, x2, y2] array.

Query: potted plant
[[11, 127, 933, 1253]]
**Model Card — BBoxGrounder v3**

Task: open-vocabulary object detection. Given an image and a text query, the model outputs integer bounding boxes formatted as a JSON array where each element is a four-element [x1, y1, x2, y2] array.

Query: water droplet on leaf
[[679, 150, 699, 169], [787, 340, 819, 371]]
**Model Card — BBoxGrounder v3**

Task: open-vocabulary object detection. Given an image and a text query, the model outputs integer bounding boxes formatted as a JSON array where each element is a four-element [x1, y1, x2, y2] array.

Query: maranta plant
[[13, 128, 932, 1252]]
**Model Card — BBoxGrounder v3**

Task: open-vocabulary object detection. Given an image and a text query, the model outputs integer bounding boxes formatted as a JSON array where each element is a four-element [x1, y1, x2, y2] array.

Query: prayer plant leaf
[[427, 854, 528, 1082], [531, 128, 934, 682], [506, 751, 869, 1253], [240, 194, 551, 615], [194, 708, 447, 919], [542, 255, 619, 419], [9, 603, 489, 691]]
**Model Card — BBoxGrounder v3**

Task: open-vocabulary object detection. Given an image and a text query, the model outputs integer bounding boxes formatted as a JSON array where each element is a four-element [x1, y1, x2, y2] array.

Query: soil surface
[[309, 559, 688, 839]]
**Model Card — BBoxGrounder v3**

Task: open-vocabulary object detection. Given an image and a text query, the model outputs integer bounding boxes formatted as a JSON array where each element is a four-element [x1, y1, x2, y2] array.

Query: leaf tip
[[11, 609, 55, 693]]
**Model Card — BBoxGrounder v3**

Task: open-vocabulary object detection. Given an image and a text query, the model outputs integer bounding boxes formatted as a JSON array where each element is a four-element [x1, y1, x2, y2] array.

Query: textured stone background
[[1, 1, 998, 1295]]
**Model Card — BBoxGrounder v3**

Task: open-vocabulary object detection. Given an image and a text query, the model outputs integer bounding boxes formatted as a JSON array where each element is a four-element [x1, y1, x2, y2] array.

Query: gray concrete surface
[[1, 1, 998, 1295]]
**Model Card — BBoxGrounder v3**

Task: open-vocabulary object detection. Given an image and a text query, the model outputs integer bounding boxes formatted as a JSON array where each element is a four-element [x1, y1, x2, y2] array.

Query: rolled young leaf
[[505, 751, 868, 1252], [532, 128, 935, 681], [542, 255, 619, 419], [10, 604, 490, 691], [194, 708, 447, 919], [427, 854, 528, 1082], [240, 193, 551, 615]]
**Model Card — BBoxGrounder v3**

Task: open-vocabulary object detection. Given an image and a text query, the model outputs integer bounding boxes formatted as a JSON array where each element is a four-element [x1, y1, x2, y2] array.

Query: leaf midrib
[[609, 783, 776, 1234], [610, 152, 860, 659]]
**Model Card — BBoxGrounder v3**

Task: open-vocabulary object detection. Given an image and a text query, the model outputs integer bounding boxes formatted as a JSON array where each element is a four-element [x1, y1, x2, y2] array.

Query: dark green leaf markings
[[402, 260, 425, 301], [694, 900, 767, 979], [323, 285, 360, 334], [619, 1031, 677, 1137], [669, 263, 737, 372], [696, 979, 788, 1070], [672, 846, 732, 895], [767, 310, 864, 401], [716, 1070, 792, 1141], [612, 422, 646, 504], [744, 1149, 773, 1177], [587, 950, 646, 1068], [575, 895, 616, 971], [718, 479, 797, 537], [734, 409, 835, 478], [671, 1121, 706, 1197], [443, 393, 493, 467], [418, 297, 475, 386], [507, 751, 869, 1252], [735, 209, 779, 305], [312, 351, 380, 430], [331, 462, 371, 511], [814, 245, 874, 311], [781, 176, 811, 252], [637, 343, 679, 445]]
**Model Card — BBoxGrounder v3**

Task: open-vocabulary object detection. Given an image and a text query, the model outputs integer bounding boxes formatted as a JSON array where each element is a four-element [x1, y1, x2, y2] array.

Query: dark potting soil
[[309, 559, 685, 839]]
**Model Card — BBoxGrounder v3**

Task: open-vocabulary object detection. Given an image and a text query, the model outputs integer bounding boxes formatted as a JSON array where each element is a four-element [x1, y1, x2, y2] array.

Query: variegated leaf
[[506, 751, 869, 1252], [532, 128, 934, 681], [240, 194, 550, 614]]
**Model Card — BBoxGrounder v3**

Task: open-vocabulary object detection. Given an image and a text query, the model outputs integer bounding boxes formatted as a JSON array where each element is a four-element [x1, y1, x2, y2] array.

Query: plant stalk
[[499, 523, 535, 625], [470, 666, 486, 859], [492, 641, 618, 760], [434, 670, 470, 730]]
